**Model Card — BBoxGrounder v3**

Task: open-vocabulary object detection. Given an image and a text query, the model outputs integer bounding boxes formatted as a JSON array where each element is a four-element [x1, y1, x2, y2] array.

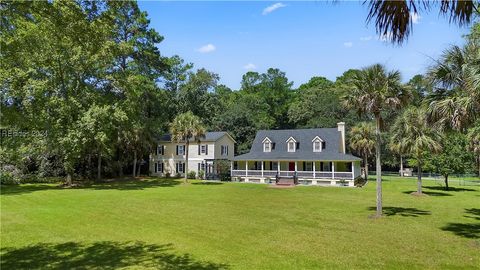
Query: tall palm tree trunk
[[184, 141, 189, 183], [375, 116, 382, 217], [133, 150, 137, 178], [417, 162, 422, 194]]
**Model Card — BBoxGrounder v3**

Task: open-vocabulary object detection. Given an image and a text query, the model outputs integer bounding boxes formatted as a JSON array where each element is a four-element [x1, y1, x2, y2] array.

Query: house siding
[[149, 133, 235, 177]]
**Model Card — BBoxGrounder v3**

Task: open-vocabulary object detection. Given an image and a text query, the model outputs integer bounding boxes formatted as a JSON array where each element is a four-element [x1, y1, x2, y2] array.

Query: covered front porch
[[231, 160, 360, 186]]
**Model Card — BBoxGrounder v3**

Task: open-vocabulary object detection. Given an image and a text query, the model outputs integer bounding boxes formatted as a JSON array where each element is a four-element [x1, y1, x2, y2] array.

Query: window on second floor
[[286, 137, 297, 152], [201, 145, 206, 154], [221, 145, 229, 156], [288, 142, 295, 152], [312, 136, 324, 152], [262, 137, 272, 152], [176, 145, 185, 155], [156, 145, 164, 155]]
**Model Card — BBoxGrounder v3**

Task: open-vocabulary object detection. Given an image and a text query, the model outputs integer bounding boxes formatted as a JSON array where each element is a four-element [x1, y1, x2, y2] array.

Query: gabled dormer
[[286, 136, 297, 152], [312, 136, 325, 152], [262, 137, 272, 152]]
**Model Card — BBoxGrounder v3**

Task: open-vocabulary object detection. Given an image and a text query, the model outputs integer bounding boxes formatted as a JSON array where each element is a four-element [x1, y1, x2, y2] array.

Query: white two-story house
[[150, 132, 235, 178], [231, 122, 362, 186]]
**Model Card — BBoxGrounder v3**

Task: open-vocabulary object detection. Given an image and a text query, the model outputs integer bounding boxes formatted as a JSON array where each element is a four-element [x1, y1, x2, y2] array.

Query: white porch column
[[313, 162, 316, 178], [351, 162, 354, 180], [277, 160, 280, 176], [261, 161, 264, 178], [332, 161, 335, 179], [245, 161, 248, 177], [295, 161, 298, 171]]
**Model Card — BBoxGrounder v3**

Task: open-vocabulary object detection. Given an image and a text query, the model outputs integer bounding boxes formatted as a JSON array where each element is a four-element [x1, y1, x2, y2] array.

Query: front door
[[288, 162, 295, 171]]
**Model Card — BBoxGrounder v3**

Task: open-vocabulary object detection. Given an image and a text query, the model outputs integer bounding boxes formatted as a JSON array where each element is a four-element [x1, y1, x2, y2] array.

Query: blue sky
[[138, 1, 468, 89]]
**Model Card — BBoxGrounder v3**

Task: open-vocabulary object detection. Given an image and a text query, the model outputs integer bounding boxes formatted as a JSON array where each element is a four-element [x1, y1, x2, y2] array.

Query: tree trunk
[[66, 173, 72, 186], [184, 141, 189, 183], [375, 116, 382, 217], [137, 161, 141, 177], [87, 154, 92, 179], [133, 150, 137, 178], [444, 174, 449, 191], [478, 155, 480, 177], [118, 161, 123, 177], [417, 162, 422, 194], [364, 155, 369, 181], [400, 155, 404, 177], [97, 154, 101, 181]]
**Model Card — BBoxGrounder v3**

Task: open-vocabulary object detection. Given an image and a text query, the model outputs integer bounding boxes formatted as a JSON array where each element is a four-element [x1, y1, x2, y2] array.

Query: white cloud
[[360, 36, 372, 41], [262, 3, 286, 15], [343, 42, 353, 48], [410, 12, 421, 24], [197, 44, 216, 53], [243, 63, 257, 70]]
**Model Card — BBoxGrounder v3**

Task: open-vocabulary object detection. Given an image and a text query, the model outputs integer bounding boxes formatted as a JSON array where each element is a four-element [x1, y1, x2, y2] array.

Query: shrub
[[174, 173, 181, 178], [197, 169, 205, 179], [0, 165, 22, 185], [187, 171, 196, 179], [165, 172, 171, 178]]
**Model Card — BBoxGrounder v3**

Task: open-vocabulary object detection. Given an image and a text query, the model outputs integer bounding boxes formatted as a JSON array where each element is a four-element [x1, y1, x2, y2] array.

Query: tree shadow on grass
[[1, 178, 182, 196], [0, 241, 228, 270], [368, 206, 431, 217], [401, 190, 452, 196], [191, 181, 224, 185], [424, 186, 477, 192], [442, 208, 480, 239]]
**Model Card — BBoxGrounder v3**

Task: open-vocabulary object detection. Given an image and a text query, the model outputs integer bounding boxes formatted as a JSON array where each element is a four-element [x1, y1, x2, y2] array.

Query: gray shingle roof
[[233, 128, 361, 161], [158, 131, 232, 142]]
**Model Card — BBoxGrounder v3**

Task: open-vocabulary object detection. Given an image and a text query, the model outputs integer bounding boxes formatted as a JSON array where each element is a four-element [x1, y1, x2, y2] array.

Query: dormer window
[[262, 137, 272, 152], [312, 136, 324, 152], [286, 137, 297, 152]]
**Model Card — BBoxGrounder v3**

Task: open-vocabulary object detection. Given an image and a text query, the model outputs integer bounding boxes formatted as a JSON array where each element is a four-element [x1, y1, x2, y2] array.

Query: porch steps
[[276, 177, 295, 186]]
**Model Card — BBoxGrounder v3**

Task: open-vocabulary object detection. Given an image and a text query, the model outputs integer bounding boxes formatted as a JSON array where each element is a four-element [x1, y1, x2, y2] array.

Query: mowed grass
[[1, 176, 479, 269]]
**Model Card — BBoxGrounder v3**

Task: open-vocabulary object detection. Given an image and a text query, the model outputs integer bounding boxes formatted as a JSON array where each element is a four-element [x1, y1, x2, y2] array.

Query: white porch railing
[[231, 170, 354, 179]]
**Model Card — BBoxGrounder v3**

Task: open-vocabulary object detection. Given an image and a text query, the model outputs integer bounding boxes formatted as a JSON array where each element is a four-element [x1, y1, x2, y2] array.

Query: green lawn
[[1, 176, 479, 269]]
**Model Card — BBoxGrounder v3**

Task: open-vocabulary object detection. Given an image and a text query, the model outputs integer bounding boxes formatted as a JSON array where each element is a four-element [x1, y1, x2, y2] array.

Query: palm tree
[[349, 122, 376, 182], [344, 64, 409, 217], [366, 0, 477, 44], [427, 38, 480, 130], [170, 111, 206, 183], [391, 107, 442, 194]]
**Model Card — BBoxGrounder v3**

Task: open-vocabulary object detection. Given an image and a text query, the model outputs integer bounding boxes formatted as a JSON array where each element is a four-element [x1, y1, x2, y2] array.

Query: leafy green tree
[[428, 132, 474, 190], [240, 68, 294, 129], [349, 122, 376, 181], [344, 64, 409, 217], [170, 112, 206, 183], [391, 107, 442, 194]]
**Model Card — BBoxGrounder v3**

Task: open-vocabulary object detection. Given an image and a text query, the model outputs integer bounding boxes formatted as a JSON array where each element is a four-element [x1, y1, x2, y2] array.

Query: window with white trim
[[157, 145, 164, 155], [263, 142, 271, 152], [177, 145, 185, 155], [312, 136, 324, 152], [288, 141, 295, 152], [221, 145, 229, 156], [201, 145, 206, 154], [314, 141, 321, 152], [262, 137, 272, 152], [286, 137, 297, 152]]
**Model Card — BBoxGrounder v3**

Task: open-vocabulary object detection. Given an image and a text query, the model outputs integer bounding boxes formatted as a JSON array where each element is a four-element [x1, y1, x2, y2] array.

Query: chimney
[[337, 122, 345, 154]]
